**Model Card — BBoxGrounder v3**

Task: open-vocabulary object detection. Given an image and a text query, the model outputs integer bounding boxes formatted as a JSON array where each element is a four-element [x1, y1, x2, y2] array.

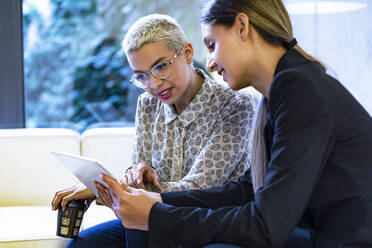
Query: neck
[[174, 68, 203, 114], [250, 43, 287, 99]]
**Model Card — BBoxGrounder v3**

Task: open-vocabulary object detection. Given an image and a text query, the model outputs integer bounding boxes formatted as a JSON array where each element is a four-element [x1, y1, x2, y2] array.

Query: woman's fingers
[[95, 182, 113, 208], [100, 174, 130, 196], [131, 162, 145, 186], [125, 163, 160, 189], [60, 194, 75, 211], [143, 167, 160, 187], [123, 175, 128, 185], [134, 166, 146, 185], [52, 186, 79, 211], [52, 190, 68, 210], [151, 173, 160, 187], [126, 169, 144, 189], [126, 170, 135, 187], [52, 184, 95, 211]]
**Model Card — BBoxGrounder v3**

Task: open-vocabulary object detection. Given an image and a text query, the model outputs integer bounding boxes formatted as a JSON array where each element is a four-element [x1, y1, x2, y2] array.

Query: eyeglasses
[[130, 50, 181, 89]]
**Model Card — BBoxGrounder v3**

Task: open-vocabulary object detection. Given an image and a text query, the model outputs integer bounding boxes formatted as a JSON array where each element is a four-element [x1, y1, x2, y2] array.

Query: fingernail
[[137, 179, 141, 184]]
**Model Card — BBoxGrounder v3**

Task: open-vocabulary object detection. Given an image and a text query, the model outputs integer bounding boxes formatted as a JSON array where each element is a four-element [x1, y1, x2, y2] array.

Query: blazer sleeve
[[148, 70, 335, 248], [160, 169, 254, 209]]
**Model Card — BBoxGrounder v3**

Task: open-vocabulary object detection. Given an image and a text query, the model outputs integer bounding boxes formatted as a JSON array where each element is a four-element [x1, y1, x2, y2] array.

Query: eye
[[206, 41, 215, 51], [134, 73, 147, 82], [153, 63, 168, 73]]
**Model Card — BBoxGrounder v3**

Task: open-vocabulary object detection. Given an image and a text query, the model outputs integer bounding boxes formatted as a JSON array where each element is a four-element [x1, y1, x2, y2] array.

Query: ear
[[182, 42, 194, 64], [233, 12, 250, 41]]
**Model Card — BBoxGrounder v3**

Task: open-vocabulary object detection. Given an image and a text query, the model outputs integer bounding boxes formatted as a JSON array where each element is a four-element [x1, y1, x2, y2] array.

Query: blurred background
[[21, 0, 372, 132]]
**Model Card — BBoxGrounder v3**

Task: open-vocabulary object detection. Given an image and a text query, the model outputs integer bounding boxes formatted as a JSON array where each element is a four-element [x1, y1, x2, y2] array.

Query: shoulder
[[214, 82, 255, 114], [207, 81, 256, 123], [270, 64, 327, 107], [269, 65, 332, 123], [273, 66, 314, 91]]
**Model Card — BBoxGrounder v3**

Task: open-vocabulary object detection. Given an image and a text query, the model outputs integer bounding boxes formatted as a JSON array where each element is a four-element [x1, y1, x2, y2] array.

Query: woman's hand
[[95, 174, 162, 231], [51, 183, 95, 211], [124, 162, 160, 190]]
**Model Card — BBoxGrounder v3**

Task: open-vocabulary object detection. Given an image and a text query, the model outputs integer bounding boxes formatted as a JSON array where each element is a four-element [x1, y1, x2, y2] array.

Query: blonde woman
[[52, 14, 255, 248], [96, 0, 372, 248]]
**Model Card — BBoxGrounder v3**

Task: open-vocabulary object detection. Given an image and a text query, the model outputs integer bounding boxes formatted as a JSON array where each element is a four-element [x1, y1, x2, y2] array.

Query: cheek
[[215, 46, 234, 71], [173, 65, 190, 86], [144, 88, 157, 98], [213, 47, 224, 65], [172, 75, 188, 92]]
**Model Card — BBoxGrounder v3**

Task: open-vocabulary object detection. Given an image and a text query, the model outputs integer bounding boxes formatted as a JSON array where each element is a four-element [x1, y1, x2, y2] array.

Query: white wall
[[284, 0, 372, 115]]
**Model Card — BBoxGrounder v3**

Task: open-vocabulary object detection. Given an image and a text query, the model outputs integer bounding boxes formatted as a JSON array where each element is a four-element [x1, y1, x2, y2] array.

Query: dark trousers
[[66, 219, 147, 248], [66, 219, 311, 248], [203, 228, 312, 247]]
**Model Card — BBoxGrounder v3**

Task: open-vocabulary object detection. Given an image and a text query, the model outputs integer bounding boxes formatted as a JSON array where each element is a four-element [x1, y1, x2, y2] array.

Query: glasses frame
[[130, 50, 182, 89]]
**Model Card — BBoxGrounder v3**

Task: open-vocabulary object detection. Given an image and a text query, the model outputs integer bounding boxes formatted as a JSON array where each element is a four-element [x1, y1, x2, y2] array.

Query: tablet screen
[[51, 150, 115, 196]]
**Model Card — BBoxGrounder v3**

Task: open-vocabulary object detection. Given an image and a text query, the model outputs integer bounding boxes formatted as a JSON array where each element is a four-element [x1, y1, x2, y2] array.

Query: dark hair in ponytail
[[201, 0, 326, 71]]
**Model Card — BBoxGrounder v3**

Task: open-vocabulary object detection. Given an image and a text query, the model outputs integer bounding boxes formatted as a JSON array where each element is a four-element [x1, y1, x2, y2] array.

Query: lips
[[217, 68, 227, 82], [218, 69, 229, 83], [217, 68, 224, 76], [157, 87, 173, 100]]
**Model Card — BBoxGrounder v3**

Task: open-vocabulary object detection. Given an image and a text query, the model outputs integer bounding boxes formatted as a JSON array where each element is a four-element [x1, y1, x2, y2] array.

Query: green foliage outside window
[[23, 0, 205, 132]]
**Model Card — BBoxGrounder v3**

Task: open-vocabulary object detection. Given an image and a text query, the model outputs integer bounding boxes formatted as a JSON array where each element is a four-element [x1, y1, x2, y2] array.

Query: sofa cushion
[[0, 128, 81, 206], [0, 204, 116, 248], [0, 206, 69, 248], [81, 127, 135, 178]]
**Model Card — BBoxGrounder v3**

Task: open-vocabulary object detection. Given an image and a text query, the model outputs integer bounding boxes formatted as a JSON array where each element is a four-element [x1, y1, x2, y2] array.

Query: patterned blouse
[[131, 70, 255, 192]]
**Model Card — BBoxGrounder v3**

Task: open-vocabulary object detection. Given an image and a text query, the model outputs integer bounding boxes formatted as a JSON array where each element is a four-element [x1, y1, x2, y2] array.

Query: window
[[22, 0, 206, 132], [1, 0, 370, 130]]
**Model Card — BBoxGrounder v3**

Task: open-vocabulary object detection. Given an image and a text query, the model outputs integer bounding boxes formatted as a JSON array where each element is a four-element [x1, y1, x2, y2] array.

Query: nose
[[206, 54, 218, 73], [148, 74, 164, 90]]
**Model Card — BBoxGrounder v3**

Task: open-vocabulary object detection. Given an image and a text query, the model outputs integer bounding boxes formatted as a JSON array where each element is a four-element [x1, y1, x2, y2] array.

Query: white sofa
[[0, 127, 135, 248]]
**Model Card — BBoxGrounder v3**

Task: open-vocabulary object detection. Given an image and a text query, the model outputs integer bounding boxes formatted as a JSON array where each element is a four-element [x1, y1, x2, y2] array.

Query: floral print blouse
[[131, 70, 255, 192]]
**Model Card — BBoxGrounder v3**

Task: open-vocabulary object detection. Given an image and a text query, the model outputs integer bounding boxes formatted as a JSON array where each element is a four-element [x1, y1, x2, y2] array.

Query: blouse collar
[[164, 69, 214, 127]]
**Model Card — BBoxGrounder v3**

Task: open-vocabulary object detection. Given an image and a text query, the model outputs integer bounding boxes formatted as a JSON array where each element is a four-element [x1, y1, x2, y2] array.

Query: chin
[[228, 81, 244, 91], [231, 77, 254, 90]]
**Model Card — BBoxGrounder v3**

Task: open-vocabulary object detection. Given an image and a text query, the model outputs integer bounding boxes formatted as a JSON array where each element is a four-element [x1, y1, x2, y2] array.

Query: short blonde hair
[[122, 14, 188, 54]]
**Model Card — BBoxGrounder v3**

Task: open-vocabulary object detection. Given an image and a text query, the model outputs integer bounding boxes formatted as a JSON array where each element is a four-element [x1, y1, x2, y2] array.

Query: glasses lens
[[132, 73, 148, 88], [151, 62, 172, 79]]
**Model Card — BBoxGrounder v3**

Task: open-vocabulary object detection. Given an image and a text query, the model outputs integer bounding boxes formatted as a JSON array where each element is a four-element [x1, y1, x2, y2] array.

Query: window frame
[[0, 0, 25, 128]]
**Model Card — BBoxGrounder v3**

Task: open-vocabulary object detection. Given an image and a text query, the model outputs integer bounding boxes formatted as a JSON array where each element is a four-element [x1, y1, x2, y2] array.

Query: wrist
[[150, 192, 163, 203]]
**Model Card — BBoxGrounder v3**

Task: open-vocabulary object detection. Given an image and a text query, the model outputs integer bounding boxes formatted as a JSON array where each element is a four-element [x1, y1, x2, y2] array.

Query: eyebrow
[[132, 56, 167, 74]]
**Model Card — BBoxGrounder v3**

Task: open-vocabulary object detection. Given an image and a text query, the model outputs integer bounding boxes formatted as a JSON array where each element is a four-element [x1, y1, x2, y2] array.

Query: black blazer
[[147, 49, 372, 248]]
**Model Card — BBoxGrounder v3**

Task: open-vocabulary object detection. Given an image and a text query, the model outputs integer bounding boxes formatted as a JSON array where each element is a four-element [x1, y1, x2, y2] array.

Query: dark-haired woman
[[95, 1, 372, 247]]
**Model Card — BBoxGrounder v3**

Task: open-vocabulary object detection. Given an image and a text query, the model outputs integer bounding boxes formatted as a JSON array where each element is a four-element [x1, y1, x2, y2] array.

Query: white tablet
[[51, 150, 115, 196]]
